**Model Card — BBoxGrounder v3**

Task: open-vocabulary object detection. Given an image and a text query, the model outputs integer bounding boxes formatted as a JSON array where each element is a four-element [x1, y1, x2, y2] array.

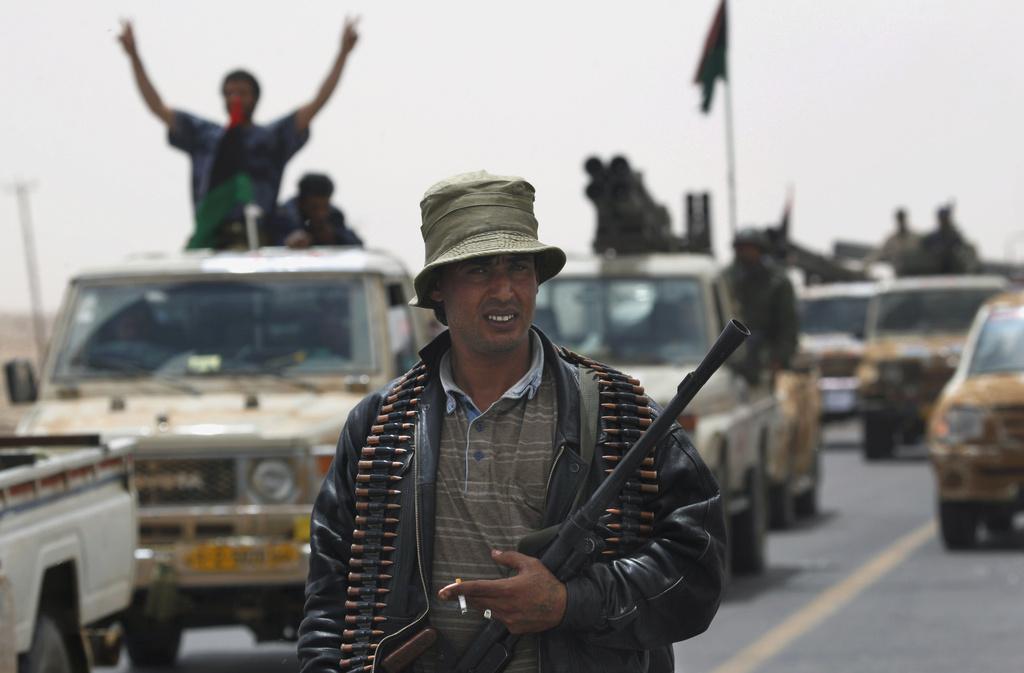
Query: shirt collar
[[439, 330, 545, 416]]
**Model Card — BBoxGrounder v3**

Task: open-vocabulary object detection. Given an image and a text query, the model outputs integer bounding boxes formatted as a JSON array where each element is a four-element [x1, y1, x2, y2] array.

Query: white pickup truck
[[0, 434, 135, 673]]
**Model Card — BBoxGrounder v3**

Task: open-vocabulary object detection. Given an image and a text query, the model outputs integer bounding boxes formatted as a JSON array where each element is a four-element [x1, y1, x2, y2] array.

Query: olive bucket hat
[[410, 171, 567, 308]]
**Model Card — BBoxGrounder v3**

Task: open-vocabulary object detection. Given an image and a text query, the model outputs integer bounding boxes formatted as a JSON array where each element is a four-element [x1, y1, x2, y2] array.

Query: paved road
[[100, 421, 1023, 673]]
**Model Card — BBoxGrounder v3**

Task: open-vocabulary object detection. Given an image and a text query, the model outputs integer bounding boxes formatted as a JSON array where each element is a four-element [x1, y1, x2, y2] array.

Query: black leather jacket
[[298, 328, 726, 673]]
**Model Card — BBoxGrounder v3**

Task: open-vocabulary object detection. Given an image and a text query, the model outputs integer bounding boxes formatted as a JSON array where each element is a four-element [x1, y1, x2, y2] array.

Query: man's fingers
[[437, 577, 508, 601], [490, 549, 533, 572]]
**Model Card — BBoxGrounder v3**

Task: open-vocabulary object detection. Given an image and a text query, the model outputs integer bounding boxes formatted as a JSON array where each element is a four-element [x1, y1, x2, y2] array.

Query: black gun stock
[[453, 320, 750, 673]]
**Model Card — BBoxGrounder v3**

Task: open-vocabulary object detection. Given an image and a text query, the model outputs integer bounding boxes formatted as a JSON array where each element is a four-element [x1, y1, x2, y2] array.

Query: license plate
[[184, 542, 300, 572], [823, 390, 856, 413]]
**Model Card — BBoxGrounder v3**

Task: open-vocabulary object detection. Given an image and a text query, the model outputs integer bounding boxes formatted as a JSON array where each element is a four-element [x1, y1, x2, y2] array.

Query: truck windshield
[[969, 309, 1024, 375], [873, 288, 997, 337], [801, 296, 870, 337], [54, 278, 374, 379], [535, 277, 709, 365]]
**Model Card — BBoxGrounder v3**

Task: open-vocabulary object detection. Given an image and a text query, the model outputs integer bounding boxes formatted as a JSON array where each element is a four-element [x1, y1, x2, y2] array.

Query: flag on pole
[[187, 99, 254, 249], [779, 186, 793, 239], [693, 0, 728, 114]]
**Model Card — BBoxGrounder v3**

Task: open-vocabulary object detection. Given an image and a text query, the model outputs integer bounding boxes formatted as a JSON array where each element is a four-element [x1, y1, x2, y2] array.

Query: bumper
[[860, 398, 933, 425], [135, 538, 310, 589], [819, 377, 858, 417], [931, 446, 1024, 504]]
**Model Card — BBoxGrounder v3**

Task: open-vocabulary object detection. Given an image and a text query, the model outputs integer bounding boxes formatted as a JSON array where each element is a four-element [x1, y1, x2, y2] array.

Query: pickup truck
[[857, 275, 1006, 459], [0, 434, 135, 673], [534, 252, 786, 574], [5, 247, 432, 665], [798, 281, 875, 421]]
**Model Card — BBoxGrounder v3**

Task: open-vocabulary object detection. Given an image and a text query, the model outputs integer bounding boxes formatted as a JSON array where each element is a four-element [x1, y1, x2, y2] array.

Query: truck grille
[[136, 458, 237, 506], [995, 406, 1024, 443], [819, 354, 859, 378]]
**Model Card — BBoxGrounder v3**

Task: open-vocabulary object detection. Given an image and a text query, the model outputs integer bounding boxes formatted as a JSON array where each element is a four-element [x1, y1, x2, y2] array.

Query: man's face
[[222, 80, 257, 121], [735, 243, 763, 267], [300, 195, 332, 225], [431, 254, 538, 357]]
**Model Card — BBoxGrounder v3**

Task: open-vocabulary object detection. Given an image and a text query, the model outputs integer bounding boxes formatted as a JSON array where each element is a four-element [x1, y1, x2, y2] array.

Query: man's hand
[[296, 15, 361, 131], [341, 16, 360, 56], [285, 230, 313, 249], [438, 550, 567, 635], [117, 19, 137, 58], [117, 19, 173, 127]]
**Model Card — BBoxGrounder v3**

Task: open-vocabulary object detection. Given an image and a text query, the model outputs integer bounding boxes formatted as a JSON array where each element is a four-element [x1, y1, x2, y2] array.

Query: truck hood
[[942, 373, 1024, 409], [800, 333, 864, 356], [605, 361, 733, 413], [16, 391, 365, 445], [863, 335, 964, 363]]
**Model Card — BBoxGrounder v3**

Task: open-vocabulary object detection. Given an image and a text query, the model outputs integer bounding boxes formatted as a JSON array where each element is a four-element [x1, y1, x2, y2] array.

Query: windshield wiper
[[227, 361, 323, 393], [87, 357, 201, 396]]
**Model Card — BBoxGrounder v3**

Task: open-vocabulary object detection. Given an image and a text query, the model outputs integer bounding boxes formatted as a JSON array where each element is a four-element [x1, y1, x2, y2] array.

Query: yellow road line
[[709, 520, 937, 673]]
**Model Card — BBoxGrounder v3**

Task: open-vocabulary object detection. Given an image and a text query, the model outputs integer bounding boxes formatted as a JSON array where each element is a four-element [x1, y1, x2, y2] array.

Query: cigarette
[[455, 578, 468, 615]]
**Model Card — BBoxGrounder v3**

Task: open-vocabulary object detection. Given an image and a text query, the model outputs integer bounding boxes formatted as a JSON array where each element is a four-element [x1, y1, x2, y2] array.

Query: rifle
[[453, 319, 750, 673]]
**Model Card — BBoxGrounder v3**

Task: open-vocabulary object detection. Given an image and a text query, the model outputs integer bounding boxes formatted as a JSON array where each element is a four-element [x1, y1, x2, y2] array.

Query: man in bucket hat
[[298, 171, 725, 673]]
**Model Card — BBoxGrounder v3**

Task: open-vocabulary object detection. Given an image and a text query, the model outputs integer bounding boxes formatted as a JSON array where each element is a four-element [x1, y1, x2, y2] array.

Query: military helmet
[[732, 227, 769, 250]]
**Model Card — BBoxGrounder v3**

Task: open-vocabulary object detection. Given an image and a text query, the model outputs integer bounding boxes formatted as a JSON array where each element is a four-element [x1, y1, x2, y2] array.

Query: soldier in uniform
[[868, 208, 924, 276], [724, 228, 799, 382], [919, 205, 979, 275]]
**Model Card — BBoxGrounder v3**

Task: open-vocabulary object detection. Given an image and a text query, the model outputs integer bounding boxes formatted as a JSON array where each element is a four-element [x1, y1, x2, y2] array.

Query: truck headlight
[[250, 459, 296, 503], [856, 362, 879, 387], [934, 406, 987, 444]]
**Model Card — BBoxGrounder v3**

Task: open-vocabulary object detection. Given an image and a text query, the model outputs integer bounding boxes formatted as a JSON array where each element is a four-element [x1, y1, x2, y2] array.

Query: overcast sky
[[2, 0, 1022, 312]]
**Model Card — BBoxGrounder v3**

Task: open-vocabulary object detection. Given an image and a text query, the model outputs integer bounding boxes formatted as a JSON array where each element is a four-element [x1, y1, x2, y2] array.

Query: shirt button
[[570, 463, 581, 473]]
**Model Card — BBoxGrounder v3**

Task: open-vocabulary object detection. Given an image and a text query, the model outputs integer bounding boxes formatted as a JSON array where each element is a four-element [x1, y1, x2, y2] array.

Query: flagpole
[[723, 1, 738, 236]]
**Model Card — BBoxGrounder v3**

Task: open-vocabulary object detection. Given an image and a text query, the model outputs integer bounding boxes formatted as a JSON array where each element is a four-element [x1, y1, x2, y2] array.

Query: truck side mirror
[[4, 359, 38, 405]]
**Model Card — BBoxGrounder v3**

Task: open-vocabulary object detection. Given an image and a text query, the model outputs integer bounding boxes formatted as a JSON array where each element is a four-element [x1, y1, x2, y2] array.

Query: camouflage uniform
[[919, 224, 979, 275], [871, 231, 925, 277], [724, 257, 799, 376]]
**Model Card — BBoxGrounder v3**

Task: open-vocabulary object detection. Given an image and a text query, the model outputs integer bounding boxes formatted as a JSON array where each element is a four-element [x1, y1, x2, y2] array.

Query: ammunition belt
[[559, 348, 659, 557], [339, 351, 659, 669], [341, 362, 428, 673]]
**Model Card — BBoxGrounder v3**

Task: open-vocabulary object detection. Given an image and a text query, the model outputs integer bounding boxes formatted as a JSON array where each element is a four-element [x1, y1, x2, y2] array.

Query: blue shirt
[[168, 110, 309, 222]]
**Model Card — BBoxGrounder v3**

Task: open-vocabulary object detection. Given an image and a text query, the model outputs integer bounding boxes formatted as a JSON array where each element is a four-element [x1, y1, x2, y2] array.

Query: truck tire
[[863, 413, 895, 460], [20, 615, 72, 673], [124, 616, 182, 667], [731, 464, 766, 575], [794, 449, 820, 517], [939, 502, 978, 550], [769, 470, 796, 530]]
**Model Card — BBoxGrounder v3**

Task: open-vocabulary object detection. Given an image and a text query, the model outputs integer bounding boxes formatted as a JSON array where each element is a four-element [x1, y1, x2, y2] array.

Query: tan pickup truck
[[8, 247, 431, 665], [534, 253, 785, 574], [857, 276, 1006, 459], [929, 290, 1024, 548]]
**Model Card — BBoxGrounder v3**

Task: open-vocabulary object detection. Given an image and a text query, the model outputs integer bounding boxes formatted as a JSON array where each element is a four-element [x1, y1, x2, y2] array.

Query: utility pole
[[6, 181, 47, 365]]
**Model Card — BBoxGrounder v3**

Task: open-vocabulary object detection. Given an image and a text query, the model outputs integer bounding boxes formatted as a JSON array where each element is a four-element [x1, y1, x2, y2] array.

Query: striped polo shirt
[[416, 332, 555, 673]]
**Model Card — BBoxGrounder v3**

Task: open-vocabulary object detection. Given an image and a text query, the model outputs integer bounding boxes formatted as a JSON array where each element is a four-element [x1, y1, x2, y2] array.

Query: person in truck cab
[[298, 171, 726, 673]]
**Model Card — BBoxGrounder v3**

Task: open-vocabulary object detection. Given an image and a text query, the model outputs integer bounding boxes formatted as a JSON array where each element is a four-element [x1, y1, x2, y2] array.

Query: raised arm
[[118, 20, 174, 128], [295, 16, 360, 132]]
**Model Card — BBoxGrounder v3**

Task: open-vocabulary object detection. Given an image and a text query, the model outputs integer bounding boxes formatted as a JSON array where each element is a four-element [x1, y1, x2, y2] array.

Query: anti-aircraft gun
[[584, 156, 711, 255]]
